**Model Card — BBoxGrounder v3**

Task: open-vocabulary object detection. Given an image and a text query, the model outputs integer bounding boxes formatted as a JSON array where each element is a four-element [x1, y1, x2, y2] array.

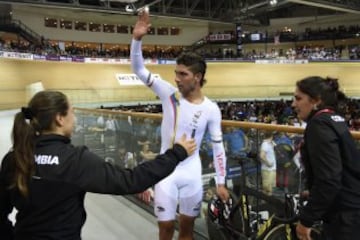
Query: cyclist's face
[[174, 64, 198, 97]]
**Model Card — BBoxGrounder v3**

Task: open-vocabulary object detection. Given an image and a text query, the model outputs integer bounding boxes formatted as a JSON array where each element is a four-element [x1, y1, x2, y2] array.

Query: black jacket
[[0, 134, 188, 240], [299, 109, 360, 227]]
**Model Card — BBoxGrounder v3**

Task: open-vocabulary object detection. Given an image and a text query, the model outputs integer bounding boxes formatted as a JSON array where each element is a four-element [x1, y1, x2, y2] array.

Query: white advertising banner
[[116, 73, 161, 86], [0, 51, 33, 60], [255, 59, 309, 64]]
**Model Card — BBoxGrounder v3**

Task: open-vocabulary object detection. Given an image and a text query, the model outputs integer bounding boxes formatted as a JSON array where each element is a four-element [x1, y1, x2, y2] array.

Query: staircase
[[0, 16, 41, 45]]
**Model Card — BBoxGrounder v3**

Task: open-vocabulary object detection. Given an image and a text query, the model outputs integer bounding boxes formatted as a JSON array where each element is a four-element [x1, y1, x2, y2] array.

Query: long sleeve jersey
[[0, 134, 188, 240], [131, 39, 226, 184], [299, 109, 360, 227]]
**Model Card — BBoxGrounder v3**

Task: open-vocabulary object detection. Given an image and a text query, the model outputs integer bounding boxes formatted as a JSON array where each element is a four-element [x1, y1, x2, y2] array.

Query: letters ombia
[[35, 155, 59, 165]]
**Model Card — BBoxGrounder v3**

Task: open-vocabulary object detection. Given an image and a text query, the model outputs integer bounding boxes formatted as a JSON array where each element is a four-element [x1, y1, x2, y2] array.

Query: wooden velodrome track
[[0, 58, 359, 109]]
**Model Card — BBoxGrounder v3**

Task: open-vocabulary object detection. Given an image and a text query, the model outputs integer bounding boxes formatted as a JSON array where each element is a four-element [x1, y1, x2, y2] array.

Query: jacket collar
[[36, 134, 71, 147], [306, 107, 335, 122]]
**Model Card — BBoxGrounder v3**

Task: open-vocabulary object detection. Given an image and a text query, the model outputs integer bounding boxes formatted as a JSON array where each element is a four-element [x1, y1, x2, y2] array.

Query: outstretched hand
[[133, 10, 151, 41], [216, 185, 229, 202], [176, 134, 197, 157]]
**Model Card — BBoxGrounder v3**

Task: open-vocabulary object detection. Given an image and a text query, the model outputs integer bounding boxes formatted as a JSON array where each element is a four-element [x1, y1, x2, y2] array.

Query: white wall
[[11, 5, 210, 46]]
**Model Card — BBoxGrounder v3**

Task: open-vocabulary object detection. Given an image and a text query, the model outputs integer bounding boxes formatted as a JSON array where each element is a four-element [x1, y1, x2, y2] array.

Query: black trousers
[[323, 209, 360, 240]]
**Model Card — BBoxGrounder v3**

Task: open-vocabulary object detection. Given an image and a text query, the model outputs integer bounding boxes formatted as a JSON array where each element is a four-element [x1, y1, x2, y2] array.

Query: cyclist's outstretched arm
[[131, 10, 176, 99]]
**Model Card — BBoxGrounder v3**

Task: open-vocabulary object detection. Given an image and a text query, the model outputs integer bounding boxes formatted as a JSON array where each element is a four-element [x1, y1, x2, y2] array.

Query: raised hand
[[132, 10, 151, 41]]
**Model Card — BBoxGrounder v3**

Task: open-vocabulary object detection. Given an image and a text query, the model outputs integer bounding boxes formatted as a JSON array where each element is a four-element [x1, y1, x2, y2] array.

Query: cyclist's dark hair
[[296, 76, 347, 113], [11, 91, 69, 197], [176, 52, 207, 87]]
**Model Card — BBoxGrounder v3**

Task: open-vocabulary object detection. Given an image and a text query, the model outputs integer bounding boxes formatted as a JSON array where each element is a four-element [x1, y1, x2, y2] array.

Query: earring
[[313, 104, 318, 110]]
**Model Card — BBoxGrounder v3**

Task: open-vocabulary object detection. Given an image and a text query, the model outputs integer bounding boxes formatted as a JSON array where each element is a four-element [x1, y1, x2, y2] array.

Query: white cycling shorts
[[154, 168, 203, 221]]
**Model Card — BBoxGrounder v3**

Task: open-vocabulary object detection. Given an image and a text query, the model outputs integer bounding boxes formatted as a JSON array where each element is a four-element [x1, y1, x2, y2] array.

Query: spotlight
[[269, 0, 278, 6]]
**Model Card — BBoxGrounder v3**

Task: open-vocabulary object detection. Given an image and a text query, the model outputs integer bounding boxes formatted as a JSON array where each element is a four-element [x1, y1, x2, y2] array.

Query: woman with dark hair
[[0, 90, 196, 240], [293, 76, 360, 240]]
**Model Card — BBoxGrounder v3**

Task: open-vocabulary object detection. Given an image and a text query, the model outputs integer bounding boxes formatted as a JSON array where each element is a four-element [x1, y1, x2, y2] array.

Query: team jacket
[[0, 134, 188, 240], [299, 108, 360, 227]]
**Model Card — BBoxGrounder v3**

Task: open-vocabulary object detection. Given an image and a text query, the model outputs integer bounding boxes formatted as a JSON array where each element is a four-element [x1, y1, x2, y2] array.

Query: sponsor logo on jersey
[[216, 152, 226, 176], [191, 111, 202, 127], [156, 206, 165, 212], [34, 154, 59, 165]]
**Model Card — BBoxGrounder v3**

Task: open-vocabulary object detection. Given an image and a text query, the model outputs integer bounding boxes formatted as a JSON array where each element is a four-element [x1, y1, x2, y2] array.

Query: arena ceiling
[[0, 0, 359, 25]]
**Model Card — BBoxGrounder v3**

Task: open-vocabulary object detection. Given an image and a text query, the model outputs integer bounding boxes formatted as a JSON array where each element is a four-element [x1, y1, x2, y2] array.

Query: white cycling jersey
[[131, 39, 226, 220]]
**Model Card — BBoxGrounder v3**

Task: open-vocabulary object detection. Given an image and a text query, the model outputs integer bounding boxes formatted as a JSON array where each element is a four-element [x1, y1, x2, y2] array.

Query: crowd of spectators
[[240, 45, 344, 60], [2, 36, 358, 61], [107, 98, 360, 131], [199, 24, 360, 60], [0, 24, 359, 60], [94, 97, 360, 198], [0, 37, 184, 59], [0, 36, 54, 56], [60, 43, 183, 59]]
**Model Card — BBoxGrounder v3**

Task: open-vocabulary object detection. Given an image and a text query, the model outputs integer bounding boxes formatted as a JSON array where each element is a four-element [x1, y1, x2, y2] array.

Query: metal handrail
[[74, 107, 360, 139]]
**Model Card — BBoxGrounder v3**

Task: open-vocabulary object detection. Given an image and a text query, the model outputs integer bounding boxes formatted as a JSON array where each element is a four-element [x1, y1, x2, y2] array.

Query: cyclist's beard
[[179, 81, 196, 97]]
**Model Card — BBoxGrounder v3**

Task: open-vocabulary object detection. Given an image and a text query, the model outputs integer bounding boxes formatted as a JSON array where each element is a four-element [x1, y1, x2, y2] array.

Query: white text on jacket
[[35, 155, 59, 165]]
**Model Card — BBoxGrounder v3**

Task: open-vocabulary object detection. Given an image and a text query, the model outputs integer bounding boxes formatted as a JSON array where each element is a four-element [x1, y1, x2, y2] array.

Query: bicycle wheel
[[263, 224, 296, 240], [262, 224, 324, 240]]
